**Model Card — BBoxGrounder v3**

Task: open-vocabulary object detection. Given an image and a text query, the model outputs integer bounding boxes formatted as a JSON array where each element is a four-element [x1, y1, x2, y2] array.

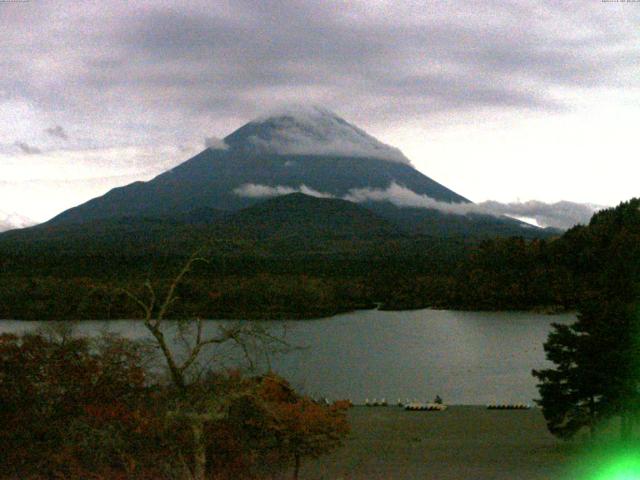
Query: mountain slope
[[45, 107, 469, 225], [29, 106, 544, 239], [48, 149, 469, 225], [364, 202, 546, 238], [0, 193, 400, 256], [222, 192, 400, 240]]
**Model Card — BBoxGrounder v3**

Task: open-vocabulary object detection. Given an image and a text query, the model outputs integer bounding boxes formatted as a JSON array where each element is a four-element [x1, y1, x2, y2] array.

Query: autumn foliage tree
[[202, 372, 350, 480], [0, 331, 167, 478], [257, 375, 350, 479], [0, 331, 351, 480]]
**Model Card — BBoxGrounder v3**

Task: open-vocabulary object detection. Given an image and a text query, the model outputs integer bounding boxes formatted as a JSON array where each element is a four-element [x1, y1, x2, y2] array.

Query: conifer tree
[[534, 199, 640, 440]]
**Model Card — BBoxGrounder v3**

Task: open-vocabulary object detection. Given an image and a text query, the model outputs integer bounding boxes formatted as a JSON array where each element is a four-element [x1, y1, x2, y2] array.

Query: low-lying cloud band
[[234, 182, 602, 230]]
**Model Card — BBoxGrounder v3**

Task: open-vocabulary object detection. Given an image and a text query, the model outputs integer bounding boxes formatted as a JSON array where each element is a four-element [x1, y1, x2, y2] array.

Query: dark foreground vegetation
[[0, 330, 350, 480], [0, 198, 638, 320], [531, 198, 640, 447], [1, 252, 353, 479]]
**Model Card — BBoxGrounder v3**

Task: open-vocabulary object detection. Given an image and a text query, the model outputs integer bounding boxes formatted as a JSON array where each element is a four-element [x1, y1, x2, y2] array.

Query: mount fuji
[[0, 107, 559, 321], [17, 106, 542, 239]]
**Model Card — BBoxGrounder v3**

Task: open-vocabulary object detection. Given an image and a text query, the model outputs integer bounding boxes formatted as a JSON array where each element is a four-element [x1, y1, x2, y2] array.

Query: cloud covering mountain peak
[[223, 105, 411, 164]]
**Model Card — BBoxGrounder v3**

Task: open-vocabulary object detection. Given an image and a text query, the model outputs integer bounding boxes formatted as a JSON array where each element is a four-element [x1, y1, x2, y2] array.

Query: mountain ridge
[[26, 106, 542, 239]]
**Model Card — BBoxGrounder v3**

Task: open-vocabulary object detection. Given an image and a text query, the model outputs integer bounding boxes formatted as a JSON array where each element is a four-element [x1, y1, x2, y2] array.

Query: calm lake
[[0, 309, 575, 405]]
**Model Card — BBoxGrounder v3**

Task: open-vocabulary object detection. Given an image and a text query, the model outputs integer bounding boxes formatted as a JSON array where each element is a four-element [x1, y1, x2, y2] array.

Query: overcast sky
[[1, 0, 639, 223]]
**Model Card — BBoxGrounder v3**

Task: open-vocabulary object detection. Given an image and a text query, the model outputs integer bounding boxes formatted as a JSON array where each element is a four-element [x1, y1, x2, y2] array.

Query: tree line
[[0, 228, 588, 320]]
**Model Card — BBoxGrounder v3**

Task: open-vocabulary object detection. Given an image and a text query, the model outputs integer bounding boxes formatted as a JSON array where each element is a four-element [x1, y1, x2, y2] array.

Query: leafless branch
[[157, 252, 208, 322], [121, 250, 293, 396]]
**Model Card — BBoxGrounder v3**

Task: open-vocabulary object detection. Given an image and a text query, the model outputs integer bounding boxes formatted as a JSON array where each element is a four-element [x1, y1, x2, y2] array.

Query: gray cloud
[[0, 210, 34, 232], [15, 142, 41, 155], [345, 182, 602, 229], [236, 181, 601, 230], [477, 200, 603, 230], [344, 182, 482, 214], [45, 125, 68, 140], [3, 1, 639, 137], [2, 1, 639, 222]]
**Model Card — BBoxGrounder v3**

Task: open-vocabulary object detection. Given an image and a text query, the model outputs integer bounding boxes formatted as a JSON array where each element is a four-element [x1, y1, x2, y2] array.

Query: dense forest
[[0, 198, 637, 320]]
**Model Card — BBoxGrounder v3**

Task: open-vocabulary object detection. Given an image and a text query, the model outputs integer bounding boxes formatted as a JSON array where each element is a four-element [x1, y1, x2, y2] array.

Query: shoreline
[[0, 304, 575, 322]]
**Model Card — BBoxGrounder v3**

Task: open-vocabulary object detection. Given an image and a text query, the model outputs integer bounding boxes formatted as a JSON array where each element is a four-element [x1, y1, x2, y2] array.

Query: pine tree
[[534, 199, 640, 441], [533, 299, 640, 439]]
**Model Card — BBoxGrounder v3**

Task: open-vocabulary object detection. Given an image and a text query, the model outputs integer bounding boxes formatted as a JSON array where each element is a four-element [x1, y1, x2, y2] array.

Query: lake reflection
[[0, 309, 574, 405]]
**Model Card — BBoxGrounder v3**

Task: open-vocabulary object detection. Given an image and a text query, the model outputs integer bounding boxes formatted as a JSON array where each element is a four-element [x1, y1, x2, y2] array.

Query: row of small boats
[[486, 404, 531, 410], [322, 398, 532, 410], [404, 402, 447, 411]]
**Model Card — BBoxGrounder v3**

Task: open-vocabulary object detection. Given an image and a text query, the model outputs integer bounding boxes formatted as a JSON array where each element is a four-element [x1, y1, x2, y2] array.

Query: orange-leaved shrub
[[0, 334, 350, 479]]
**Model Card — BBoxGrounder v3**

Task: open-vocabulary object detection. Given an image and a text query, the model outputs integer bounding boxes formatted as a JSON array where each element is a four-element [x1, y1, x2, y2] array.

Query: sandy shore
[[302, 406, 580, 479]]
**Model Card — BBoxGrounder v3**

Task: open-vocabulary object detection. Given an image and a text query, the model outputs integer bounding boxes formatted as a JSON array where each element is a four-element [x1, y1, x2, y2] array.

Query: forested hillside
[[0, 199, 636, 320]]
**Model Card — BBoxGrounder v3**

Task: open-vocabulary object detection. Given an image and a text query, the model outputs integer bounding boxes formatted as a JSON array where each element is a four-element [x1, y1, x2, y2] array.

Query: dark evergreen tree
[[533, 321, 596, 439], [534, 199, 640, 440], [533, 299, 640, 439]]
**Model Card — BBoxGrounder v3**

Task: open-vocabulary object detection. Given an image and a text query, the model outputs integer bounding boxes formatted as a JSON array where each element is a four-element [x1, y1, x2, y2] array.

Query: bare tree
[[122, 252, 290, 480]]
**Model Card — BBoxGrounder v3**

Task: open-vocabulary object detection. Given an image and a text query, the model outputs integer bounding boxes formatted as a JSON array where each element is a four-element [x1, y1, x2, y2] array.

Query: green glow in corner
[[590, 454, 640, 480]]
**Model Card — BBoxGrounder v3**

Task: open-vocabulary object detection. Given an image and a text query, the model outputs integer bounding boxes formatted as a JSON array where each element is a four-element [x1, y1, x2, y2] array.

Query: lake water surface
[[0, 309, 575, 405]]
